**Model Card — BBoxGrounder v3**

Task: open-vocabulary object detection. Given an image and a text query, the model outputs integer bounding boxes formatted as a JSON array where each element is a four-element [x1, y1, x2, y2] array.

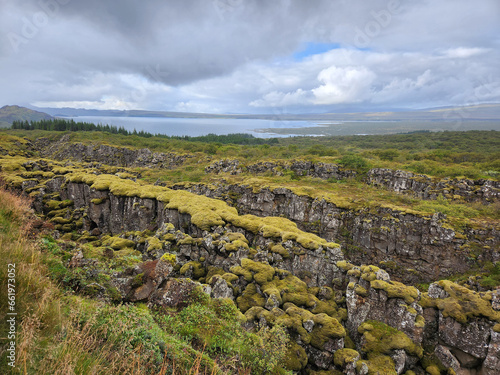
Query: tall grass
[[0, 186, 291, 374], [0, 187, 208, 374]]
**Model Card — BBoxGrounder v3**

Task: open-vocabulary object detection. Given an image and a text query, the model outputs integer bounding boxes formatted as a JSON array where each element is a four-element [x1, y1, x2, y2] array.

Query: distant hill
[[32, 103, 500, 122], [0, 105, 53, 128]]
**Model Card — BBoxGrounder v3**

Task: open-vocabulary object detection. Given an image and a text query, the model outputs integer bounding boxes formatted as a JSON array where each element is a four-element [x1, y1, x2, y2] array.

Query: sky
[[0, 0, 499, 114]]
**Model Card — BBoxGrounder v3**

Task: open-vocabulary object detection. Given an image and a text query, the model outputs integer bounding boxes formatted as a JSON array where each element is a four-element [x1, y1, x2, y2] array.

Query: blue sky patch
[[293, 42, 341, 61]]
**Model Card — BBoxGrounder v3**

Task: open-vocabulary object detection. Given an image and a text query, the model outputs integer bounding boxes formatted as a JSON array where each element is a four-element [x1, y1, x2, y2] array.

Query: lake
[[65, 116, 317, 138]]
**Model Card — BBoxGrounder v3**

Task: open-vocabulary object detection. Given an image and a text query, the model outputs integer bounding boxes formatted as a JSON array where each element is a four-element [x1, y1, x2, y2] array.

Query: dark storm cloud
[[0, 0, 499, 112]]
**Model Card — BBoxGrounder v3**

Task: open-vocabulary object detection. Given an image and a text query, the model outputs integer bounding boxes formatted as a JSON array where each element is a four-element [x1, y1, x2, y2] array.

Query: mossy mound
[[419, 280, 500, 324], [102, 236, 136, 250], [358, 320, 423, 358], [370, 279, 419, 304], [63, 172, 340, 250]]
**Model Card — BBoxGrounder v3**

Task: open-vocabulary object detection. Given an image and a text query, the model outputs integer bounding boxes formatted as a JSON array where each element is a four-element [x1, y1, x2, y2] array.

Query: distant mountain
[[31, 103, 500, 122], [0, 105, 53, 127]]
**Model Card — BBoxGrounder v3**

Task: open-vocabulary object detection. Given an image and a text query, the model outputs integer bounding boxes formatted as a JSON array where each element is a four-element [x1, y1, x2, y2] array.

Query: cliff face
[[206, 158, 357, 179], [368, 168, 500, 204], [35, 135, 192, 169], [175, 183, 500, 284], [13, 170, 500, 375]]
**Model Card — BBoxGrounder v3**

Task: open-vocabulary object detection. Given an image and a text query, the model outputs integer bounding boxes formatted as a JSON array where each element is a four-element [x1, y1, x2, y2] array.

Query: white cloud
[[442, 47, 490, 59], [312, 66, 376, 105], [1, 0, 499, 113]]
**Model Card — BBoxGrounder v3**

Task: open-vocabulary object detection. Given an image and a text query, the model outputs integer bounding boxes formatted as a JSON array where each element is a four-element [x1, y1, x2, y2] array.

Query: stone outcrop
[[35, 135, 192, 169], [3, 151, 500, 374], [368, 168, 500, 204], [174, 182, 500, 284], [206, 158, 356, 180]]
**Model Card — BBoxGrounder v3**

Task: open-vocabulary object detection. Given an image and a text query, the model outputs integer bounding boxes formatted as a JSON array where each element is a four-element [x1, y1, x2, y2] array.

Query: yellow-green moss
[[284, 342, 308, 371], [160, 253, 176, 266], [355, 285, 368, 297], [419, 280, 500, 324], [241, 258, 275, 285], [226, 232, 248, 243], [357, 355, 397, 375], [333, 348, 360, 367], [224, 239, 249, 252], [336, 260, 355, 271], [370, 279, 419, 304], [145, 236, 163, 252], [415, 315, 425, 328], [425, 365, 441, 375], [103, 237, 136, 250], [179, 261, 206, 279], [358, 320, 423, 358], [91, 198, 106, 205], [230, 265, 253, 282], [270, 244, 290, 258], [309, 313, 345, 349], [236, 283, 266, 313], [221, 273, 239, 286]]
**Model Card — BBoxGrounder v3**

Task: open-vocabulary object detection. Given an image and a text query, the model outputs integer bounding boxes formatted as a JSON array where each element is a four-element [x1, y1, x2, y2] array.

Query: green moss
[[355, 285, 368, 297], [284, 342, 308, 371], [415, 315, 425, 328], [224, 239, 249, 252], [358, 320, 423, 358], [241, 258, 275, 285], [311, 299, 339, 318], [347, 268, 361, 277], [179, 261, 206, 279], [310, 313, 345, 349], [358, 355, 397, 375], [236, 283, 266, 313], [370, 279, 419, 304], [333, 348, 360, 367], [146, 236, 163, 252], [103, 237, 136, 250], [270, 244, 290, 258], [426, 365, 441, 375], [160, 253, 176, 266], [162, 233, 177, 242], [221, 273, 239, 286], [230, 265, 253, 282], [50, 216, 72, 225], [419, 280, 500, 324], [226, 232, 248, 244], [336, 260, 355, 271], [205, 267, 225, 282], [131, 273, 144, 288], [91, 198, 106, 205]]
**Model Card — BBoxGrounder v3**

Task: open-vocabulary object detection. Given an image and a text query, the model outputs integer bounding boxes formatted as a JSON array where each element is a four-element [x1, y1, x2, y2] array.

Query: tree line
[[10, 118, 279, 145]]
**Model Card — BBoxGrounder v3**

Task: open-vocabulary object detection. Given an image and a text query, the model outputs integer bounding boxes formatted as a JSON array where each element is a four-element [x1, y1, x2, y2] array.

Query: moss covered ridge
[[66, 171, 340, 250], [420, 280, 500, 325]]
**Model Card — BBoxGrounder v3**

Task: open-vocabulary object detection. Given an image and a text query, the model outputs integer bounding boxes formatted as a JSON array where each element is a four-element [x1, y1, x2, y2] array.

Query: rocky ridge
[[35, 135, 192, 169], [1, 137, 499, 374], [7, 164, 499, 374], [174, 182, 500, 284], [368, 168, 500, 204]]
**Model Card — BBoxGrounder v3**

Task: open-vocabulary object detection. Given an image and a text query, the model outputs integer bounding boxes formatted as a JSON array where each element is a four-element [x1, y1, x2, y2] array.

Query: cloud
[[312, 66, 376, 105], [0, 0, 499, 112]]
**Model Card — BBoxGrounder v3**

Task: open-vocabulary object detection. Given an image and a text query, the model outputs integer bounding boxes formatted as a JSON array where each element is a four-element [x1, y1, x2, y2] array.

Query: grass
[[3, 129, 499, 180], [0, 186, 291, 374]]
